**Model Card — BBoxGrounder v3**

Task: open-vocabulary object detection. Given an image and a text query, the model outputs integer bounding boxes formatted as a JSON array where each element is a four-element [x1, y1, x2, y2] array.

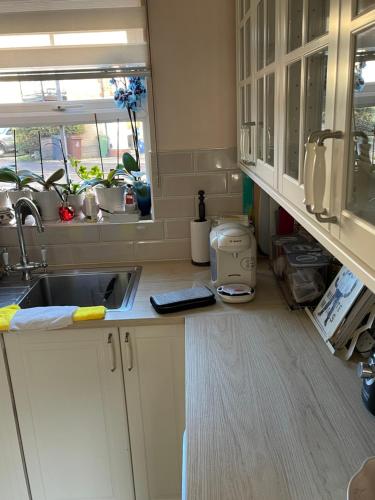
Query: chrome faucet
[[2, 197, 48, 281]]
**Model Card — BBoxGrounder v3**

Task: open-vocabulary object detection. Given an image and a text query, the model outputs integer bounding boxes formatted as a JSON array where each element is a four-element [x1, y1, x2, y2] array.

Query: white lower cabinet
[[120, 325, 185, 500], [0, 339, 29, 500], [4, 328, 135, 500]]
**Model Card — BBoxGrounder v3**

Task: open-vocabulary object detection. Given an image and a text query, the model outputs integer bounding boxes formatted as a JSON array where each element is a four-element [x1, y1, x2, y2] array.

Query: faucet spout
[[12, 197, 46, 281], [15, 197, 44, 233]]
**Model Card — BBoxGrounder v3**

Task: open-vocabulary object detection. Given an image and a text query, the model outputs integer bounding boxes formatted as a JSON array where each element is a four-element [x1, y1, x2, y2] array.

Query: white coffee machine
[[210, 223, 256, 302]]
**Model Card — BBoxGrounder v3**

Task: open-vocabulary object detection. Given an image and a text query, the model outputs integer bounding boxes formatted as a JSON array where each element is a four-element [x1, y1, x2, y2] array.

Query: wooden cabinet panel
[[121, 325, 185, 500], [4, 329, 134, 500], [0, 339, 29, 500]]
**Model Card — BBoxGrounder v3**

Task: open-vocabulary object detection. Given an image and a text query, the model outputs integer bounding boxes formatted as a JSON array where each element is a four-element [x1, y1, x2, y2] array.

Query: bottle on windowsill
[[125, 184, 137, 213]]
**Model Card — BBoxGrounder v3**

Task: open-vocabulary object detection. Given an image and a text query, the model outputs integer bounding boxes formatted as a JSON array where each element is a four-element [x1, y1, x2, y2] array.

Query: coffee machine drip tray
[[217, 283, 255, 303]]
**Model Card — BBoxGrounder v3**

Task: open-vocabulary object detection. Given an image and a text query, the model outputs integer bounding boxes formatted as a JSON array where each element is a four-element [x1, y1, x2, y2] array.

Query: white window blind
[[0, 0, 149, 74]]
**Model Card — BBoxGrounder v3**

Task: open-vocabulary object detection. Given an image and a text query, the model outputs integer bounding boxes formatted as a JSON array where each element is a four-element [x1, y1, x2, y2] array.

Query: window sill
[[2, 214, 153, 228]]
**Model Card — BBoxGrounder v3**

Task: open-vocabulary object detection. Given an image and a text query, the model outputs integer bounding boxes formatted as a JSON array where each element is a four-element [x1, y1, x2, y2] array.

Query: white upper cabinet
[[238, 0, 375, 292], [278, 0, 340, 221], [4, 329, 135, 500], [332, 1, 375, 279], [238, 0, 278, 187]]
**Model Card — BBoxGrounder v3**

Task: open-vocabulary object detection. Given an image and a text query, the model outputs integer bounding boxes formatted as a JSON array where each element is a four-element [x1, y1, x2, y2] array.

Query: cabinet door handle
[[107, 333, 116, 372], [303, 142, 316, 213], [124, 332, 133, 371], [303, 129, 342, 224]]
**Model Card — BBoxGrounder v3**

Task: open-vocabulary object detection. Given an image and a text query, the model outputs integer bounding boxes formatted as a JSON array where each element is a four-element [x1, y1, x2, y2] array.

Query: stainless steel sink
[[17, 267, 141, 311]]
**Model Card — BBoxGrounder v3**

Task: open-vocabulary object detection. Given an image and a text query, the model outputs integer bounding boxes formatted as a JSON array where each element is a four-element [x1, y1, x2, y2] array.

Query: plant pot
[[0, 190, 10, 209], [7, 189, 32, 208], [33, 190, 61, 221], [95, 185, 126, 217], [135, 183, 152, 216], [67, 193, 84, 217]]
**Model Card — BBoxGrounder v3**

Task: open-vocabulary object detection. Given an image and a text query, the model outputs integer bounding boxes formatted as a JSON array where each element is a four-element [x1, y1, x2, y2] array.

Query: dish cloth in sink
[[0, 305, 106, 331]]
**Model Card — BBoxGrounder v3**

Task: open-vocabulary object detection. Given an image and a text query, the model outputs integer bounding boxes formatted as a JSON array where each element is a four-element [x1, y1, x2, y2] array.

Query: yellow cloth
[[0, 304, 20, 331], [0, 304, 106, 331], [73, 306, 106, 322]]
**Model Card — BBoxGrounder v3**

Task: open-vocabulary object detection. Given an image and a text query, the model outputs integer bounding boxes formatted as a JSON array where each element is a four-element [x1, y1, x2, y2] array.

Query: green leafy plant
[[120, 152, 149, 196], [0, 166, 37, 191], [121, 152, 139, 173], [84, 167, 134, 189], [73, 156, 134, 189], [58, 181, 86, 197], [71, 158, 103, 181], [28, 168, 65, 191]]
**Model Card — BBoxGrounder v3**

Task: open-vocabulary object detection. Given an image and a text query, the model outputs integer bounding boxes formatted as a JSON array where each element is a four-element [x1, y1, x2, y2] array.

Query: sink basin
[[18, 267, 141, 311]]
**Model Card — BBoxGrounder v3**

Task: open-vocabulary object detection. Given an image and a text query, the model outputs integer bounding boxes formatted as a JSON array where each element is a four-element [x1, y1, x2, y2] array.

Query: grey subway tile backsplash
[[203, 194, 242, 216], [194, 147, 237, 172], [153, 197, 195, 219], [162, 173, 227, 197], [134, 239, 191, 261], [164, 219, 191, 239], [100, 221, 164, 242], [1, 147, 241, 264], [157, 151, 194, 174], [228, 171, 243, 193]]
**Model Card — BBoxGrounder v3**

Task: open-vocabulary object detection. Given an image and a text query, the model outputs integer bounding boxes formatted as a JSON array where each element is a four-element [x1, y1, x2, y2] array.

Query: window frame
[[0, 73, 153, 182]]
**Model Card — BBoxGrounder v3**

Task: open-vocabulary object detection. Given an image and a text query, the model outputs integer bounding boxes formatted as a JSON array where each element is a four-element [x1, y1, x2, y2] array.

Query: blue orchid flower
[[110, 77, 147, 111]]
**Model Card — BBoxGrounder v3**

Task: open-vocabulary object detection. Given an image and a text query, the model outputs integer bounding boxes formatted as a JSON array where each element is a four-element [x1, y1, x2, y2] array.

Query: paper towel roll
[[190, 219, 211, 265]]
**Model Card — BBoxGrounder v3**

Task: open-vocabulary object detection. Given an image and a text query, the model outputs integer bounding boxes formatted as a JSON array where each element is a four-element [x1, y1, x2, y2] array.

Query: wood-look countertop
[[2, 258, 374, 497], [185, 311, 375, 500], [9, 259, 282, 327]]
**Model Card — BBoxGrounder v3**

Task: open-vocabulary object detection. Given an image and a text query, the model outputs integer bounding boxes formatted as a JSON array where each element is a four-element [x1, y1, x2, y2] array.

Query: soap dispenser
[[357, 353, 375, 416]]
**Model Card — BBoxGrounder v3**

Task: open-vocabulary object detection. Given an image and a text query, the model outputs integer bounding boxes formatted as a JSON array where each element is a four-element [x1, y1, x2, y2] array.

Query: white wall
[[148, 0, 237, 151]]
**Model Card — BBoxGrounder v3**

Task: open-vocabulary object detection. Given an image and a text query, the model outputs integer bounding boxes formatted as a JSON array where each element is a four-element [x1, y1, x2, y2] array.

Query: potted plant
[[0, 166, 35, 206], [119, 152, 151, 216], [58, 157, 88, 217], [62, 182, 86, 217], [30, 168, 65, 221], [75, 162, 133, 216], [109, 77, 152, 216]]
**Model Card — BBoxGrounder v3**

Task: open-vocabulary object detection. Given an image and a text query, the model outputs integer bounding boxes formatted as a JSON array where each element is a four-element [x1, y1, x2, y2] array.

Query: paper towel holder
[[191, 190, 211, 266]]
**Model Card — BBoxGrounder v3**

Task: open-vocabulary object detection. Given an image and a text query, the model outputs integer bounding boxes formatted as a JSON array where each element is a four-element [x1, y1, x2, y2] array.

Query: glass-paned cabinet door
[[333, 3, 375, 275], [304, 50, 328, 144], [288, 0, 330, 52], [280, 0, 338, 215], [266, 73, 275, 165], [307, 1, 330, 42], [266, 0, 276, 65], [257, 0, 264, 70], [237, 0, 254, 167], [252, 0, 277, 187], [355, 0, 375, 15], [346, 27, 375, 226], [257, 77, 264, 160], [285, 60, 301, 180], [287, 0, 303, 52]]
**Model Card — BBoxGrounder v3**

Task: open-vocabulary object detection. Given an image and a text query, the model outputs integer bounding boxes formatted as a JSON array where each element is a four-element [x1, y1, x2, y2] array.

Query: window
[[0, 1, 151, 187], [0, 75, 150, 183]]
